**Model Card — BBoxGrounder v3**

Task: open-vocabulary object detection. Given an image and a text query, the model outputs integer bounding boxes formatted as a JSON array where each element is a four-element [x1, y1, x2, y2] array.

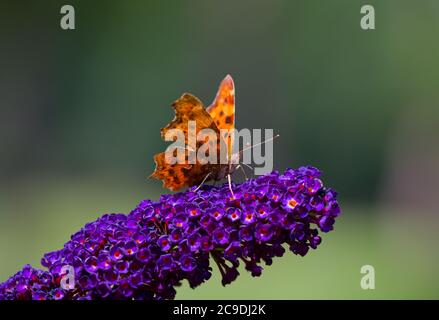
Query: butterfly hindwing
[[152, 152, 216, 191]]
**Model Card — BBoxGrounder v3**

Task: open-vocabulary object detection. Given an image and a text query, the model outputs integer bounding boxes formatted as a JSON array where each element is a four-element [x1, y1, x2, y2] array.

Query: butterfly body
[[151, 75, 237, 191]]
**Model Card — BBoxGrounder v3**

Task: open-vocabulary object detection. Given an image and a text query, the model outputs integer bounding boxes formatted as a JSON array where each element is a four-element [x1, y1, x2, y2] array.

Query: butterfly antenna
[[238, 134, 280, 155], [229, 134, 279, 177]]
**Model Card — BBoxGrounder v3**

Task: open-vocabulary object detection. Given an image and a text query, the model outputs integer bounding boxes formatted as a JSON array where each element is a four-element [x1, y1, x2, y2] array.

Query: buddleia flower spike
[[0, 167, 340, 300]]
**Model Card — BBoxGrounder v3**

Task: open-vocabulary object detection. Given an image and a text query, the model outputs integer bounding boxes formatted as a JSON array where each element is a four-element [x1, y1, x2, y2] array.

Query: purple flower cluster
[[0, 167, 340, 300]]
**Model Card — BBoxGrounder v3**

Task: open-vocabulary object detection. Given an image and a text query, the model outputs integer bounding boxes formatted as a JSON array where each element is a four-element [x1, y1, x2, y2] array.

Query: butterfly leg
[[236, 164, 249, 180], [194, 172, 212, 192], [227, 173, 235, 199], [241, 162, 254, 173]]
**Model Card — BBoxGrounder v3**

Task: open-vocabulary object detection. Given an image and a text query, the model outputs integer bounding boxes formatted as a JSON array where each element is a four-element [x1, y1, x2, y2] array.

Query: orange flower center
[[288, 199, 298, 208]]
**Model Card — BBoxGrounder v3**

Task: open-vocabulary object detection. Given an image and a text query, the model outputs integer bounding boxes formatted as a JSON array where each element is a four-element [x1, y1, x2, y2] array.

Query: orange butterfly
[[151, 75, 239, 194]]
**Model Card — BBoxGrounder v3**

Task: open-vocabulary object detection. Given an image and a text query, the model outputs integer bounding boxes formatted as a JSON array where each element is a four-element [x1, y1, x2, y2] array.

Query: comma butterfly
[[151, 75, 239, 193]]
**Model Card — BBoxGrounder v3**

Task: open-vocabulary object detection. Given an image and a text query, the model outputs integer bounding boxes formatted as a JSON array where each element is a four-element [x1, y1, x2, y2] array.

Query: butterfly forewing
[[206, 75, 236, 158], [151, 90, 228, 191]]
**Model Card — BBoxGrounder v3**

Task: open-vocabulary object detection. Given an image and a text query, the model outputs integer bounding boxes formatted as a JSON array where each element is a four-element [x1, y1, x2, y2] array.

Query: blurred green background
[[1, 0, 438, 299]]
